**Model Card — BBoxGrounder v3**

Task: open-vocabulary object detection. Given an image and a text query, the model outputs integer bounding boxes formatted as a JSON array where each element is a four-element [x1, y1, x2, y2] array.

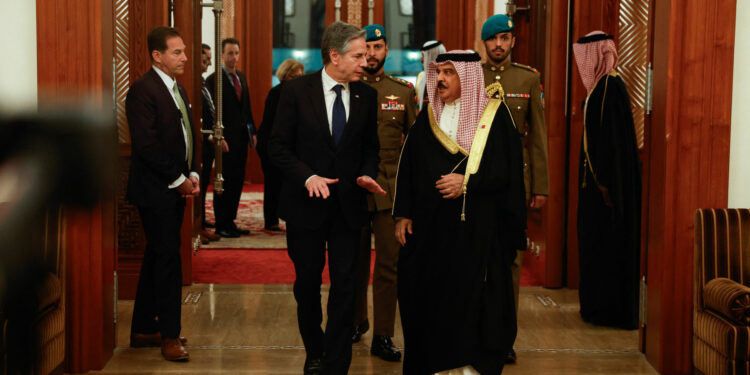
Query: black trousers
[[131, 196, 185, 339], [213, 143, 247, 231], [200, 138, 214, 226], [286, 204, 360, 375], [259, 156, 282, 228]]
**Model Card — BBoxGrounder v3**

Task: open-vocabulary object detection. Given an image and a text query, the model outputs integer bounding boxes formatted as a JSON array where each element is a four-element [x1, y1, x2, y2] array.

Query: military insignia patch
[[381, 95, 405, 111], [540, 84, 545, 109]]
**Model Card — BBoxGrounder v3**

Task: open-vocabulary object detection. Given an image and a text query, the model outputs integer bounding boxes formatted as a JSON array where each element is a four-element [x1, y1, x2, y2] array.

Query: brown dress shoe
[[161, 338, 189, 361], [131, 333, 187, 347], [200, 229, 221, 241]]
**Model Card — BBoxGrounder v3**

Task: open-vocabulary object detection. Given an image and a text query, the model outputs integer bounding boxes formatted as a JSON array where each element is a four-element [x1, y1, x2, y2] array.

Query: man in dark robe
[[573, 31, 642, 330], [393, 50, 527, 374]]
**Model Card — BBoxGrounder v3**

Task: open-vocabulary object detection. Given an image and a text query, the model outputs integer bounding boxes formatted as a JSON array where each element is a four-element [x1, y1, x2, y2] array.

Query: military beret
[[363, 24, 386, 42], [481, 14, 514, 40]]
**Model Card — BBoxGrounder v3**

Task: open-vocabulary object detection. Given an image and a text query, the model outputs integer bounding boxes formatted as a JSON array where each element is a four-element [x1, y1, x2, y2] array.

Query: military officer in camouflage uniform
[[481, 13, 550, 364], [351, 24, 417, 362]]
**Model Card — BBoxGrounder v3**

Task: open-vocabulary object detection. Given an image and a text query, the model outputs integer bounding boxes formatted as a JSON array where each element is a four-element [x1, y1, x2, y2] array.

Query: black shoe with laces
[[370, 335, 401, 362]]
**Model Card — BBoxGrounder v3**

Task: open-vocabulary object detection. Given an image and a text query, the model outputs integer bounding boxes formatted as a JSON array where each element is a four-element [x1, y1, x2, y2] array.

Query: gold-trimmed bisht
[[459, 82, 506, 222]]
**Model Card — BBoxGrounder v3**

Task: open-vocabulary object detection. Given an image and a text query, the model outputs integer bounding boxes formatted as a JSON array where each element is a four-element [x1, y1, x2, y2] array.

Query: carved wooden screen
[[618, 0, 650, 149]]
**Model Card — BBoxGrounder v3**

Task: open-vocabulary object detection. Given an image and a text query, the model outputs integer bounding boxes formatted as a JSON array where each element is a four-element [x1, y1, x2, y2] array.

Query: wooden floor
[[94, 285, 658, 374]]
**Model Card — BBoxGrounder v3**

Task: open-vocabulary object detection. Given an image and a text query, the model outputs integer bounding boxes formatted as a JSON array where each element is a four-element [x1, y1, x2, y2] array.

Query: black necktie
[[331, 84, 346, 146]]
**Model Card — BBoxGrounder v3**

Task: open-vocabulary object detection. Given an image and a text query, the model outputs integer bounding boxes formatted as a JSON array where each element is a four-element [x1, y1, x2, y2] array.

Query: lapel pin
[[355, 94, 360, 98]]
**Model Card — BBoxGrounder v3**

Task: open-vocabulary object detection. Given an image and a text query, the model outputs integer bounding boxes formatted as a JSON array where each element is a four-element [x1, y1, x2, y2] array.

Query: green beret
[[481, 14, 514, 40], [363, 24, 385, 42]]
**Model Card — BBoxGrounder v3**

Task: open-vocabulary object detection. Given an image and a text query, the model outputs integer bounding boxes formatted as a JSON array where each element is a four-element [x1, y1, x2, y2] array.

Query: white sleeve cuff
[[169, 174, 187, 189], [190, 172, 200, 181], [304, 175, 318, 187]]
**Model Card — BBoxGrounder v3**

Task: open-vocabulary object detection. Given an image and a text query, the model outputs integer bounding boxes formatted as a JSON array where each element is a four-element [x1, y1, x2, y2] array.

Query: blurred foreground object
[[0, 107, 115, 374]]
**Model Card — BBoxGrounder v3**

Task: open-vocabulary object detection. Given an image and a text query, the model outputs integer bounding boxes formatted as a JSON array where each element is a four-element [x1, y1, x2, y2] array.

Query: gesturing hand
[[356, 176, 386, 195], [305, 175, 339, 199], [435, 173, 464, 199], [395, 218, 413, 245]]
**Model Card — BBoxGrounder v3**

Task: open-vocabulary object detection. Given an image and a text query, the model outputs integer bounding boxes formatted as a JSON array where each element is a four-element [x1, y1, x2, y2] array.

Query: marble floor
[[94, 285, 658, 374]]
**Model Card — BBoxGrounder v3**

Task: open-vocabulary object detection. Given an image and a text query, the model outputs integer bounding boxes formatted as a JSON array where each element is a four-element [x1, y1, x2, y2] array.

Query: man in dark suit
[[269, 21, 385, 375], [125, 26, 197, 362], [205, 37, 256, 238], [198, 43, 222, 243]]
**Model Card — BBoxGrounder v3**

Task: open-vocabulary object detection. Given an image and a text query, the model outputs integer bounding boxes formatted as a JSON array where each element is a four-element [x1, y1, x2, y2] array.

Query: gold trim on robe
[[427, 104, 468, 156]]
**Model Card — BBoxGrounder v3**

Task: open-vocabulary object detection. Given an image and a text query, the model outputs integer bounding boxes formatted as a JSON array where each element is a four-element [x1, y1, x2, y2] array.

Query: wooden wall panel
[[566, 0, 621, 289], [173, 0, 202, 284], [539, 0, 567, 288], [128, 0, 168, 81], [35, 0, 116, 372], [645, 0, 735, 373], [435, 0, 475, 50], [235, 0, 273, 184]]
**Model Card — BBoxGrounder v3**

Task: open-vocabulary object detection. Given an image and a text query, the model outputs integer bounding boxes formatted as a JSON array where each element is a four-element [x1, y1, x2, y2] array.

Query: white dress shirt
[[322, 66, 350, 132], [152, 66, 199, 188], [304, 67, 355, 187], [439, 98, 461, 142]]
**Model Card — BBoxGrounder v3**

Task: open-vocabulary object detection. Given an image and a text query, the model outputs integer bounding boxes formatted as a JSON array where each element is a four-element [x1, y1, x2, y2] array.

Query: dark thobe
[[393, 101, 527, 374], [577, 71, 641, 330]]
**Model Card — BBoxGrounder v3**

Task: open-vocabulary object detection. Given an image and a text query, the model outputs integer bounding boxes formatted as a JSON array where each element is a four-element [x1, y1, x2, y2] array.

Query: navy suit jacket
[[126, 67, 198, 207], [205, 69, 254, 149], [268, 70, 380, 229]]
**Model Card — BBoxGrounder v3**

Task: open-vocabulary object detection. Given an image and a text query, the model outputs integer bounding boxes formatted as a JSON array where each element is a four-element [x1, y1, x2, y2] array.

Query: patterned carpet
[[202, 190, 288, 249]]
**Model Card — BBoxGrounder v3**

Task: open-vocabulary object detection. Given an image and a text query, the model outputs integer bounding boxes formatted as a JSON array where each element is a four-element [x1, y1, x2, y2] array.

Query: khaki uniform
[[354, 72, 417, 337], [483, 60, 549, 313]]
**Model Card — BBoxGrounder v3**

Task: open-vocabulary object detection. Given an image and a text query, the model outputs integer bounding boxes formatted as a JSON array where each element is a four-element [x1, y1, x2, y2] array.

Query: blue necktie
[[331, 84, 346, 146]]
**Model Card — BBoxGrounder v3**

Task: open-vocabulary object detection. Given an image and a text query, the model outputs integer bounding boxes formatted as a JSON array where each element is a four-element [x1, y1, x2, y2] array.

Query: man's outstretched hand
[[305, 175, 339, 199], [357, 176, 386, 195]]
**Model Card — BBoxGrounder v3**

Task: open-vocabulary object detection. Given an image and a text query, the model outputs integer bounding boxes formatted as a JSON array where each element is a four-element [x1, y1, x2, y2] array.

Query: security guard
[[481, 13, 550, 364], [351, 23, 417, 362]]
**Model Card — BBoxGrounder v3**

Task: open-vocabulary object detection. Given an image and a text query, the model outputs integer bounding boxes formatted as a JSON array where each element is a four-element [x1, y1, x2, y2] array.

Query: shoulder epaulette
[[511, 62, 539, 74], [386, 74, 414, 88]]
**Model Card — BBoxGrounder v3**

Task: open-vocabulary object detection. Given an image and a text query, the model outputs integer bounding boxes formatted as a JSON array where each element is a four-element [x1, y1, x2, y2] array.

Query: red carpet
[[193, 249, 374, 284], [195, 183, 539, 286], [193, 248, 536, 285]]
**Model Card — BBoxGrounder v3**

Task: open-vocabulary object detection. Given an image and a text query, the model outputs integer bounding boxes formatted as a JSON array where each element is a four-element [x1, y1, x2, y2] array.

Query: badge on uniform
[[540, 84, 545, 109], [381, 95, 405, 111], [506, 93, 530, 98]]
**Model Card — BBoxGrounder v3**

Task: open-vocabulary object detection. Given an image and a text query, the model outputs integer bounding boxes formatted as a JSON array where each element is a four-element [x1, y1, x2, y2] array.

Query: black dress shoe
[[303, 357, 323, 375], [505, 348, 517, 364], [370, 335, 401, 362], [265, 225, 283, 232], [230, 223, 250, 235], [217, 228, 240, 238], [351, 320, 369, 343], [203, 221, 215, 228]]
